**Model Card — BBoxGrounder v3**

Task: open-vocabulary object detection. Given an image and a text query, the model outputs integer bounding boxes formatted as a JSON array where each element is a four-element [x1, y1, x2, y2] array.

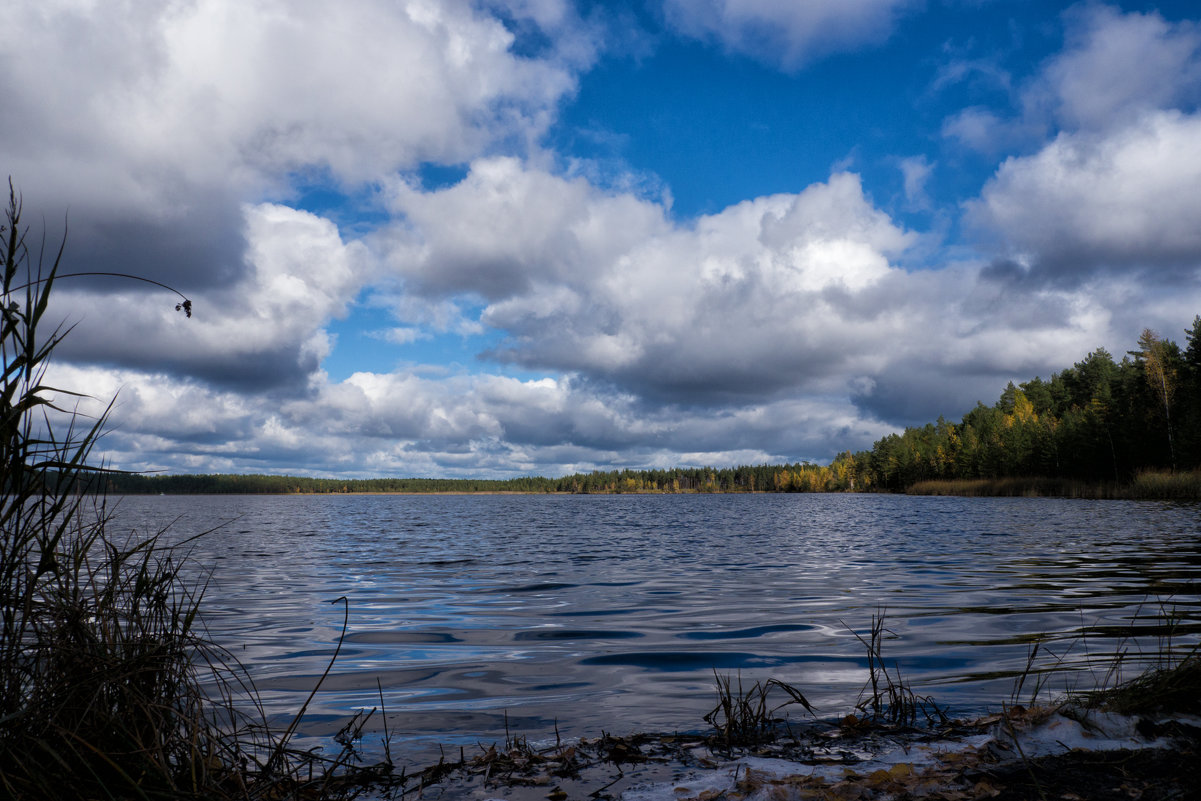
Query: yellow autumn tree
[[1138, 328, 1177, 470]]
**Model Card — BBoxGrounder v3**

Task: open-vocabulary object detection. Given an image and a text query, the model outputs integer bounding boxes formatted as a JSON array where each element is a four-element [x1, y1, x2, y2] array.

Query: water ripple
[[112, 493, 1201, 762]]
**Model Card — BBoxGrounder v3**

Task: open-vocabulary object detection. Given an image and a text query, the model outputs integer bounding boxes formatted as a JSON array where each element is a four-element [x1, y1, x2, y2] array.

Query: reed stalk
[[0, 184, 396, 800]]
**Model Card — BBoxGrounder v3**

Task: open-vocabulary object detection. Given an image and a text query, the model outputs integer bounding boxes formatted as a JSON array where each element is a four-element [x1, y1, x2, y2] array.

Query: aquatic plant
[[843, 611, 948, 728], [704, 671, 815, 746]]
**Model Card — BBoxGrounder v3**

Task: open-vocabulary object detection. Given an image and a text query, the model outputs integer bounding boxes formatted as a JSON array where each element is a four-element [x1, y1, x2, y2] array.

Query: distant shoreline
[[102, 469, 1201, 500]]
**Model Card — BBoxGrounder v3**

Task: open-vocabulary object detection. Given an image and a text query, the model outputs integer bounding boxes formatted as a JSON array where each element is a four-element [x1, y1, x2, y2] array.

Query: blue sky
[[4, 0, 1201, 477]]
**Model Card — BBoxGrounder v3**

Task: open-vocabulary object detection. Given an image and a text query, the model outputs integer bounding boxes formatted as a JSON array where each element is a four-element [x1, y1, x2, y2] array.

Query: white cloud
[[385, 163, 918, 401], [1, 0, 597, 392], [383, 159, 1152, 430], [2, 0, 582, 189], [940, 107, 1033, 154], [968, 110, 1201, 274], [943, 5, 1201, 154], [661, 0, 917, 70], [0, 0, 589, 305], [899, 156, 934, 210], [50, 203, 370, 388], [1028, 5, 1201, 132], [381, 157, 672, 299], [376, 327, 431, 346], [38, 151, 1201, 476], [49, 360, 903, 477], [13, 1, 1201, 478]]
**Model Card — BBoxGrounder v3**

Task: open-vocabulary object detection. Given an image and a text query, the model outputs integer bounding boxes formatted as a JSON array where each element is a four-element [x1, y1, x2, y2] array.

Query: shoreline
[[112, 483, 1201, 499], [95, 466, 1201, 500], [351, 684, 1201, 800]]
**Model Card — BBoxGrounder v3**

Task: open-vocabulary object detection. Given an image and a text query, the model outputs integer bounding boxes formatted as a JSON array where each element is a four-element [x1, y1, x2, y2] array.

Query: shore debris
[[391, 701, 1199, 801]]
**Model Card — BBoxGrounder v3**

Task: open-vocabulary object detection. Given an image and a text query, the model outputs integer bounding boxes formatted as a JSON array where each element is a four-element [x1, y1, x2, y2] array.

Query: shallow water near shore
[[110, 493, 1201, 765]]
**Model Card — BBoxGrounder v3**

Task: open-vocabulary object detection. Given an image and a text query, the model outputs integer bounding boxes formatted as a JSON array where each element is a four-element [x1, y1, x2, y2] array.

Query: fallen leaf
[[972, 780, 1001, 798]]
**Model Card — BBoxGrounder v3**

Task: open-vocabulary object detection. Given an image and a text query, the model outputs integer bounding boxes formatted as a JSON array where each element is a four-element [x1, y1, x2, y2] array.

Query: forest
[[94, 463, 841, 495], [95, 318, 1201, 497], [841, 319, 1201, 492]]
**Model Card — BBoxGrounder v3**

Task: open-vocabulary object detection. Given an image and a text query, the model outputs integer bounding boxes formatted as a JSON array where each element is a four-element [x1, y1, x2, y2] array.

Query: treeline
[[95, 463, 851, 495], [549, 463, 853, 493], [842, 319, 1201, 491]]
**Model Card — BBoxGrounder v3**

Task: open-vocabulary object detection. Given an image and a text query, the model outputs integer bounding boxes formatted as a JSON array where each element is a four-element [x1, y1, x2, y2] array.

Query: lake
[[109, 493, 1201, 763]]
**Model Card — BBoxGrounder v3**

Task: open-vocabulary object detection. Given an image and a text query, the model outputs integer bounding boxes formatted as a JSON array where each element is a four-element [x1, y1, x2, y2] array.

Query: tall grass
[[0, 184, 240, 798], [906, 472, 1201, 499], [0, 186, 398, 799], [1126, 469, 1201, 500], [703, 671, 815, 746]]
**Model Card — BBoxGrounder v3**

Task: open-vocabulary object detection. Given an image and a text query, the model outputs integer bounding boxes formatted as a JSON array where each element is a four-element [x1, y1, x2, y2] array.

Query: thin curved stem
[[6, 271, 192, 316]]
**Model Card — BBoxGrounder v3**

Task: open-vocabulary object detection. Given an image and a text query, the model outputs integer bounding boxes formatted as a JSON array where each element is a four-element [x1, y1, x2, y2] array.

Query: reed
[[1126, 468, 1201, 500], [906, 477, 1112, 498], [908, 471, 1201, 499], [1079, 650, 1201, 715], [844, 611, 947, 728], [1069, 599, 1201, 716], [703, 671, 814, 746], [0, 186, 399, 800]]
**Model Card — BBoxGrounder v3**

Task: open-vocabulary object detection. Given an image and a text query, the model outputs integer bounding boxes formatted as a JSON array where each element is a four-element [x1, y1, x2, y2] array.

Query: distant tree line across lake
[[94, 317, 1201, 497], [94, 465, 837, 495]]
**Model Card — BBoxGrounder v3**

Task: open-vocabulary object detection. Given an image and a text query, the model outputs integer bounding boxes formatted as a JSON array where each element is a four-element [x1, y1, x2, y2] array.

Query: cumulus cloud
[[1, 0, 588, 370], [968, 110, 1201, 281], [12, 1, 1201, 478], [36, 146, 1192, 475], [943, 4, 1201, 153], [952, 6, 1201, 285], [2, 0, 582, 187], [1028, 4, 1201, 132], [381, 157, 672, 299], [48, 358, 903, 477], [661, 0, 916, 70], [377, 158, 1151, 435], [385, 162, 918, 403], [50, 204, 370, 389]]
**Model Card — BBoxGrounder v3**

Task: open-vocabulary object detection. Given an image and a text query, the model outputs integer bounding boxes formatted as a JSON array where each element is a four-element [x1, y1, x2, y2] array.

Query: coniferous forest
[[843, 319, 1201, 493], [97, 318, 1201, 497]]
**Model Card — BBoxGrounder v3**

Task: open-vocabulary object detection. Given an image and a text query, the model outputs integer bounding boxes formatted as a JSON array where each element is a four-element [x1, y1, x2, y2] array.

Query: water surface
[[111, 493, 1201, 761]]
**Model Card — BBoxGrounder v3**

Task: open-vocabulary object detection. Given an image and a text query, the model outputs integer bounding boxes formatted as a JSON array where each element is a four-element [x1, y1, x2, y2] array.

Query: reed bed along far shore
[[906, 469, 1201, 499]]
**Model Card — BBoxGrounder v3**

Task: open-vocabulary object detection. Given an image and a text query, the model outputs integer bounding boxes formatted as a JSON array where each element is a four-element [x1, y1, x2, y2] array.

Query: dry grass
[[1079, 651, 1201, 715], [1127, 469, 1201, 500], [844, 611, 948, 728], [703, 671, 815, 747], [906, 477, 1118, 498], [908, 471, 1201, 499]]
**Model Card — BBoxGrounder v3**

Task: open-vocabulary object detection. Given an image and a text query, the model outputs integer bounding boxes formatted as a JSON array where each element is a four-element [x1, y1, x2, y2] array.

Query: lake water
[[109, 493, 1201, 763]]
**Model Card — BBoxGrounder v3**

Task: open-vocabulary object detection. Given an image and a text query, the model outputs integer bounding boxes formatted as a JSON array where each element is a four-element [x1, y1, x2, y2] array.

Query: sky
[[3, 0, 1201, 479]]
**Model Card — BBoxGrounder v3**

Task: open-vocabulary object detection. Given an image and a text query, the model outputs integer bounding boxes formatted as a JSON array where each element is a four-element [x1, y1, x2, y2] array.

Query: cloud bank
[[5, 1, 1201, 477]]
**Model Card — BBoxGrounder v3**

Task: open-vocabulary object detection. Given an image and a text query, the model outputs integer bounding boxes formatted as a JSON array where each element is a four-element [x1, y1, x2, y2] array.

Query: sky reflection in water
[[111, 493, 1201, 761]]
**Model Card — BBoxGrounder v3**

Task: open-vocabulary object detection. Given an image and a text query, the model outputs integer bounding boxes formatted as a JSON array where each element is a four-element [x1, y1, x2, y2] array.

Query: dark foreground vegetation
[[1, 188, 404, 799]]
